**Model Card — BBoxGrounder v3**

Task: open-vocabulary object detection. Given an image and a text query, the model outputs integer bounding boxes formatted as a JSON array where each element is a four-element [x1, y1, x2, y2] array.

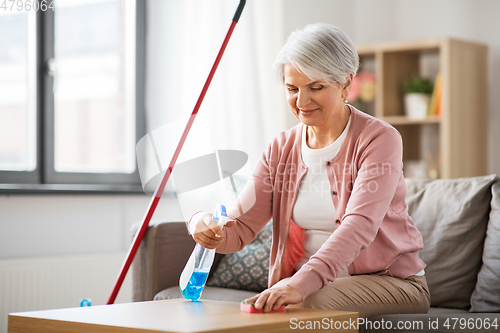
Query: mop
[[107, 0, 246, 305]]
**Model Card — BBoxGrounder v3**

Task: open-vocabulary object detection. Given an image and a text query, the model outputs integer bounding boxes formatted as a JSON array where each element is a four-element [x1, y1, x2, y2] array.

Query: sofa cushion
[[205, 220, 272, 292], [131, 220, 196, 302], [405, 175, 496, 310], [471, 180, 500, 312]]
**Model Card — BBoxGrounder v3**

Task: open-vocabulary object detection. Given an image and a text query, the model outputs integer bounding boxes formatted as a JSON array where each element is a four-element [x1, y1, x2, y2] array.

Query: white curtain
[[145, 0, 288, 167], [144, 0, 288, 218]]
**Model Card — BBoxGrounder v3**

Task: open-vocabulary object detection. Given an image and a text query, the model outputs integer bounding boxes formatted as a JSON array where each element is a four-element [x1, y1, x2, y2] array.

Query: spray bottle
[[179, 204, 228, 301]]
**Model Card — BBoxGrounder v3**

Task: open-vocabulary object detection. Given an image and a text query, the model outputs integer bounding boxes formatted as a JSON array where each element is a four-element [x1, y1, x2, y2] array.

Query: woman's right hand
[[189, 212, 236, 249]]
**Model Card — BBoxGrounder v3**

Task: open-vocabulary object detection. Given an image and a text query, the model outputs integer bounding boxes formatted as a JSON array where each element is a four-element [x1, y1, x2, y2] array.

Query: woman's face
[[283, 64, 349, 128]]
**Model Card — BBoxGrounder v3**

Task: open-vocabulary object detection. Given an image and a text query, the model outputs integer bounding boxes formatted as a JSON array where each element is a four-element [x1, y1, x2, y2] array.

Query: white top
[[292, 116, 351, 275]]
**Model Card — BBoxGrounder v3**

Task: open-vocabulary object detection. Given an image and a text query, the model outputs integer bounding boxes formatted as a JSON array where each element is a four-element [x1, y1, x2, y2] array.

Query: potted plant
[[403, 75, 433, 119]]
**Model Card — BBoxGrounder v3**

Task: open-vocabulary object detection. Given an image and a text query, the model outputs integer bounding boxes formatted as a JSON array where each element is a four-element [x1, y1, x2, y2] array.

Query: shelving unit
[[355, 38, 488, 179]]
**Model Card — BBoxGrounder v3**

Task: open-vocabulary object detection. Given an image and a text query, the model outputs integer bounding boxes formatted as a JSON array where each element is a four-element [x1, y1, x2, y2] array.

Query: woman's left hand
[[244, 285, 303, 312]]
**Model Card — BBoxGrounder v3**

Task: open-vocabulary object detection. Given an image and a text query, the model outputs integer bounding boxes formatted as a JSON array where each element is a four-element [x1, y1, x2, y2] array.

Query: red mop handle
[[107, 0, 246, 305]]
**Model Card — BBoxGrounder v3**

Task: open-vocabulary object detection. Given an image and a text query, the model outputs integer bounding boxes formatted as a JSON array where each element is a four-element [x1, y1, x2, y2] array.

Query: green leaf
[[403, 75, 433, 94]]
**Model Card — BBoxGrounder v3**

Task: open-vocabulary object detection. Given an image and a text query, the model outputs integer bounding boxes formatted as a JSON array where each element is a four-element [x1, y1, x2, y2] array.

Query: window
[[0, 8, 36, 179], [0, 0, 145, 191]]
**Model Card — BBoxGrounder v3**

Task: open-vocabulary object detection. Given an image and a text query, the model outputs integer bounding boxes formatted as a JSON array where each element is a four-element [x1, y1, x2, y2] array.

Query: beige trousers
[[275, 274, 431, 319]]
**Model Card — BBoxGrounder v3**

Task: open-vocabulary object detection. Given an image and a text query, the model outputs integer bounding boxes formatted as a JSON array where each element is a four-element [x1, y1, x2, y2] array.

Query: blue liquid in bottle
[[180, 270, 209, 301], [180, 204, 228, 301]]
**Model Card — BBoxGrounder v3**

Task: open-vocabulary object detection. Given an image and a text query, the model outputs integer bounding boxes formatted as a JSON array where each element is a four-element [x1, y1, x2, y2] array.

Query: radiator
[[0, 252, 132, 333]]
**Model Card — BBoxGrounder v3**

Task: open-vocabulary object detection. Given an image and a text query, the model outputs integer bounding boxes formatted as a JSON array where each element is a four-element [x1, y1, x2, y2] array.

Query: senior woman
[[189, 23, 430, 318]]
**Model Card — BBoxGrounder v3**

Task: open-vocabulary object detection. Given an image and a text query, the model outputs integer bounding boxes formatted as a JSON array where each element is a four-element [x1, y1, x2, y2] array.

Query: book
[[428, 72, 442, 116]]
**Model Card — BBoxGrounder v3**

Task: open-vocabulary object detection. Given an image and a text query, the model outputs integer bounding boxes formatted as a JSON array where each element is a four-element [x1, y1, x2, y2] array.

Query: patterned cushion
[[206, 221, 272, 292]]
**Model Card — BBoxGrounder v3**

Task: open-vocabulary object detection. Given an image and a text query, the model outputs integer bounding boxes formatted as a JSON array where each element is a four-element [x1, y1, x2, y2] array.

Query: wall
[[0, 194, 183, 259], [0, 192, 184, 332], [282, 0, 500, 176]]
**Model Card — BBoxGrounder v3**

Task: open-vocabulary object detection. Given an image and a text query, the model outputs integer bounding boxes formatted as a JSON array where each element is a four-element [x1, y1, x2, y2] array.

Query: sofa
[[132, 175, 500, 332]]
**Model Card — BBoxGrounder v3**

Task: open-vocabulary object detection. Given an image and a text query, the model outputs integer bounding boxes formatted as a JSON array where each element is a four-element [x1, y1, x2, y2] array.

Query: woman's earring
[[343, 98, 348, 104]]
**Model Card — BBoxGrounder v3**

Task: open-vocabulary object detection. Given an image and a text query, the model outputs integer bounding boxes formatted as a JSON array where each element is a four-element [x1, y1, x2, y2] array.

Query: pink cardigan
[[218, 106, 426, 299]]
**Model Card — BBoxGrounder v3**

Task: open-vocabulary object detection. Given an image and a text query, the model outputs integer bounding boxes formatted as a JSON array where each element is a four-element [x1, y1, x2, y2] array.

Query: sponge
[[240, 301, 286, 313]]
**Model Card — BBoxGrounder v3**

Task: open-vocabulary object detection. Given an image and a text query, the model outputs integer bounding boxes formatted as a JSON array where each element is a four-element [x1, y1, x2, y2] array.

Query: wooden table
[[9, 299, 358, 332]]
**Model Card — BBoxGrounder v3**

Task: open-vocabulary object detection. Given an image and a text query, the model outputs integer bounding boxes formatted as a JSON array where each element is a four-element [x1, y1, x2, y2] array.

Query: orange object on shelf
[[429, 72, 442, 116]]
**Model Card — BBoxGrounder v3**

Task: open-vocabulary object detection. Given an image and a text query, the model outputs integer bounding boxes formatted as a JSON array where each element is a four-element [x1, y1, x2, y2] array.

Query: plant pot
[[404, 93, 431, 119]]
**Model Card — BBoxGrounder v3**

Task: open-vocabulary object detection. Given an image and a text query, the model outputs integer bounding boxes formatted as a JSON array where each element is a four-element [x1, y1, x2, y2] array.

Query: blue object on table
[[80, 298, 92, 307]]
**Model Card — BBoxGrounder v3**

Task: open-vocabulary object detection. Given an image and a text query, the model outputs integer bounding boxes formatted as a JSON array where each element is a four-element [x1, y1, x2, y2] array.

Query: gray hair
[[273, 23, 359, 85]]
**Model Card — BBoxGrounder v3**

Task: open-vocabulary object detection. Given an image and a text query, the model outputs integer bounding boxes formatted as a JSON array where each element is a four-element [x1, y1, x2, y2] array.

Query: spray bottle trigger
[[213, 204, 228, 227]]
